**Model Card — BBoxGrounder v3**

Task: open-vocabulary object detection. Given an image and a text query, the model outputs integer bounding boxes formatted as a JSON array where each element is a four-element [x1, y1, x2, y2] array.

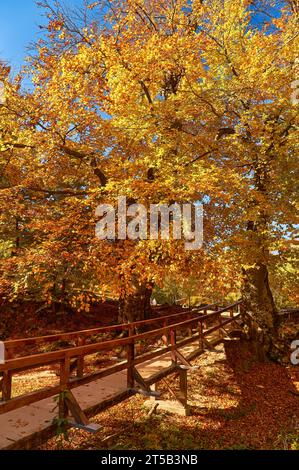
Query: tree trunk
[[242, 263, 278, 331], [240, 154, 281, 359], [118, 283, 152, 324], [241, 263, 280, 360]]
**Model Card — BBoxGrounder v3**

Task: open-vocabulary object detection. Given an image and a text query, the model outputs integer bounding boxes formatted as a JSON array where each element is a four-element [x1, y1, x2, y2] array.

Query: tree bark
[[242, 262, 278, 331], [241, 262, 280, 361], [240, 150, 281, 359], [118, 283, 152, 323]]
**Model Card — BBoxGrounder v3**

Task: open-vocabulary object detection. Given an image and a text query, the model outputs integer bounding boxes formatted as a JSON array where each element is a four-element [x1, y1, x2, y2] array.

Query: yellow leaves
[[87, 2, 100, 10], [0, 0, 297, 309], [48, 19, 64, 32]]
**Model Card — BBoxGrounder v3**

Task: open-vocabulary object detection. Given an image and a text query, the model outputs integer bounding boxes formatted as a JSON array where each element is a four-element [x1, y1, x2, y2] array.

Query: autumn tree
[[0, 0, 298, 357]]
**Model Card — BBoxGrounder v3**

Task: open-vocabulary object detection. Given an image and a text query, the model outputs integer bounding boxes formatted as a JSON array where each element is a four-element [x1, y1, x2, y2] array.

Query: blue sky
[[0, 0, 83, 72]]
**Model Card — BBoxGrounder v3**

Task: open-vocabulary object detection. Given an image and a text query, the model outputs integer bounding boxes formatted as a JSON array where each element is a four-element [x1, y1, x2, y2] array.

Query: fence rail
[[3, 303, 220, 356]]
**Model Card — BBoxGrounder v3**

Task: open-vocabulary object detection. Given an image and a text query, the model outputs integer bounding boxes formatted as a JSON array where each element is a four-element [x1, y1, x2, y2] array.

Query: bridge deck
[[0, 303, 242, 450], [0, 336, 219, 450]]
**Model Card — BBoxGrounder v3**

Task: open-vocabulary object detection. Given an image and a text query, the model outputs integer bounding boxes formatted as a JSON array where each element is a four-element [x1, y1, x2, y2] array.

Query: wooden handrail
[[3, 302, 219, 353], [0, 301, 241, 372]]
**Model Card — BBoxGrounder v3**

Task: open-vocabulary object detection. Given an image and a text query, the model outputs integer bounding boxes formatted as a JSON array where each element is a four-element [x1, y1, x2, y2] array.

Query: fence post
[[77, 337, 85, 378], [187, 314, 192, 337], [198, 321, 204, 350], [218, 313, 222, 338], [179, 367, 188, 408], [240, 301, 245, 317], [59, 355, 70, 418], [2, 371, 12, 401], [170, 329, 177, 363], [127, 326, 135, 389], [1, 346, 12, 402]]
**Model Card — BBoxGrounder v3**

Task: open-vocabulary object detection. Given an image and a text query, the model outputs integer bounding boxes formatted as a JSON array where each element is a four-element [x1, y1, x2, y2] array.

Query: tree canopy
[[0, 0, 298, 325]]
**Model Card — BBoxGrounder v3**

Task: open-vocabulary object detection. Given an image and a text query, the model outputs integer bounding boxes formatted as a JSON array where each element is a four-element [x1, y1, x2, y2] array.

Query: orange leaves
[[0, 0, 298, 309], [48, 19, 64, 32], [87, 2, 100, 10]]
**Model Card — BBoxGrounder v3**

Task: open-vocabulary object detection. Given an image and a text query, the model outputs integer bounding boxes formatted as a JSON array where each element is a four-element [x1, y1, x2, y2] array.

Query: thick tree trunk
[[118, 283, 152, 323], [242, 262, 278, 331], [241, 262, 280, 360], [241, 153, 280, 359]]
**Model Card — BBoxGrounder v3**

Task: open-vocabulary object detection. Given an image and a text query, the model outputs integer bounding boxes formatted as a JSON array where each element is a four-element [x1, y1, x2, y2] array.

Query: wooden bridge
[[0, 301, 243, 450]]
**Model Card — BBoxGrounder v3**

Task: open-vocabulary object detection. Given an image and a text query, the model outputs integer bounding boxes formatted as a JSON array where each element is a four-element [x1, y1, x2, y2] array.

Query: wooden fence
[[0, 301, 242, 418]]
